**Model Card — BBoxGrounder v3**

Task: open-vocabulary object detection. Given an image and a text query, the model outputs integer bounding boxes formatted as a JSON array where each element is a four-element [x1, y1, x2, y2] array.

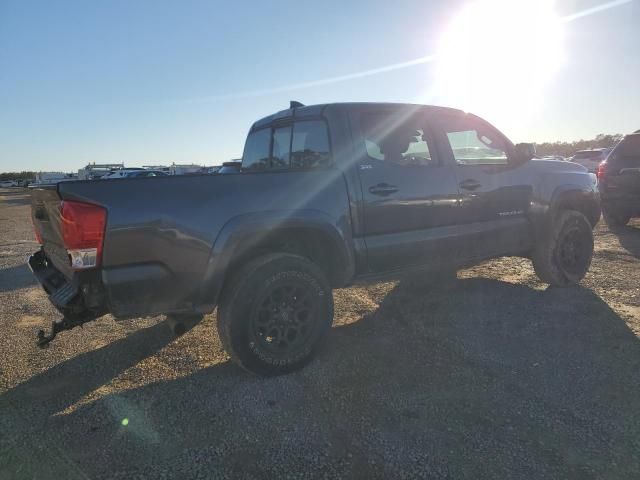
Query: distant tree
[[535, 134, 624, 158], [0, 171, 36, 181]]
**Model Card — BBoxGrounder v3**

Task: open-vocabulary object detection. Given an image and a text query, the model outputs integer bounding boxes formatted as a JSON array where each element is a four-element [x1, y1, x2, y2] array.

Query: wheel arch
[[550, 186, 601, 228], [197, 211, 355, 308]]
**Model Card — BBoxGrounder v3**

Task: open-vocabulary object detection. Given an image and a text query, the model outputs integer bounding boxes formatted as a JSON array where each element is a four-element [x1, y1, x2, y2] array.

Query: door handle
[[459, 179, 481, 191], [369, 183, 399, 196]]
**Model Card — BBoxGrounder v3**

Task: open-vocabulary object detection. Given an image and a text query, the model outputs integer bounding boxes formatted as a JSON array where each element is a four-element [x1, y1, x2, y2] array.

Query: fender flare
[[531, 184, 601, 241], [196, 210, 356, 308]]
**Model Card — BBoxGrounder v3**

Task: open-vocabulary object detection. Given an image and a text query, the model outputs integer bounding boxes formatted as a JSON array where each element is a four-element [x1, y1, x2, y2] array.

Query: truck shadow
[[0, 264, 37, 293], [2, 278, 639, 478], [610, 220, 640, 259]]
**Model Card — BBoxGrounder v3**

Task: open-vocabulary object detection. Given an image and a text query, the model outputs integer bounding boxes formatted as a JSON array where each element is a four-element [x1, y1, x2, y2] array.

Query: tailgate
[[30, 185, 74, 279]]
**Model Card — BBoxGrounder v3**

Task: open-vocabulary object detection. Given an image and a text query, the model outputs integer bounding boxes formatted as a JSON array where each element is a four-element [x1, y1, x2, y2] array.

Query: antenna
[[290, 100, 304, 109]]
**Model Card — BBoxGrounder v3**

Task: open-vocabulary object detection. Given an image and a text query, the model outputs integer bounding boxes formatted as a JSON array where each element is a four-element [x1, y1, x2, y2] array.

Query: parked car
[[598, 132, 640, 226], [102, 169, 169, 179], [0, 180, 18, 187], [29, 102, 600, 375], [569, 149, 611, 173], [216, 161, 241, 174]]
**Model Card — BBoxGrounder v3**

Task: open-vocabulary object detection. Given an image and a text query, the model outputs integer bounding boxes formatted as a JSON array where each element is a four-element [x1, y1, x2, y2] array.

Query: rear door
[[354, 107, 460, 272]]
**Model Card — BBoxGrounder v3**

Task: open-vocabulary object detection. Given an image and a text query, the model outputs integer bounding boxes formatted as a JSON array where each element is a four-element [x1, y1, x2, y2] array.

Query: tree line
[[535, 134, 624, 158], [0, 171, 37, 181], [0, 133, 632, 179]]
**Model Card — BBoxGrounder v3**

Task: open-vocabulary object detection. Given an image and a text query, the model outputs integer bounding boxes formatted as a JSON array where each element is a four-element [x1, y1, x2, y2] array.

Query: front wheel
[[217, 253, 334, 376], [532, 210, 594, 286]]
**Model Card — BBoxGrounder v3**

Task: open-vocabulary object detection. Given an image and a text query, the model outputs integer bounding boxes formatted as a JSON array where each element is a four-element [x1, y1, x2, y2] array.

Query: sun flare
[[435, 0, 565, 129]]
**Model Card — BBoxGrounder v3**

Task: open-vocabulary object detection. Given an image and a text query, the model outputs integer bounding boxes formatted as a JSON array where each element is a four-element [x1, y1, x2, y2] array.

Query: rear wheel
[[532, 210, 594, 286], [217, 253, 334, 376]]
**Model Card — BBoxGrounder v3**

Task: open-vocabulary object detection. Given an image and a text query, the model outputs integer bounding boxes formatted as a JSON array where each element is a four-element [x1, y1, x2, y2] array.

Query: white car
[[0, 180, 18, 187], [569, 149, 611, 173], [102, 169, 169, 179]]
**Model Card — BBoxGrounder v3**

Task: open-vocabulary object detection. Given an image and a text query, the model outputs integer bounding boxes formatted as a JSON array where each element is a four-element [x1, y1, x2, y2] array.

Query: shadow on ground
[[2, 279, 639, 479], [0, 189, 31, 207], [0, 264, 37, 293], [611, 221, 640, 259]]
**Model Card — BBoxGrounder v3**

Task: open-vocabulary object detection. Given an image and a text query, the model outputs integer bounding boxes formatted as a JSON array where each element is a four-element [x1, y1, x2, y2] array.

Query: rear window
[[242, 128, 271, 171], [242, 120, 331, 171], [609, 135, 640, 166], [615, 135, 640, 156]]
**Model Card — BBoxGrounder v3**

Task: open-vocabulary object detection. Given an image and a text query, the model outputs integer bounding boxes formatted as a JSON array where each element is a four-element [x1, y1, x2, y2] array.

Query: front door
[[354, 107, 460, 272], [429, 112, 534, 261]]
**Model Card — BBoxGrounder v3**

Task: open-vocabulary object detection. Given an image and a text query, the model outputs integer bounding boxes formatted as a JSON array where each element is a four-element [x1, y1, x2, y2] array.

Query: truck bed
[[31, 172, 352, 318]]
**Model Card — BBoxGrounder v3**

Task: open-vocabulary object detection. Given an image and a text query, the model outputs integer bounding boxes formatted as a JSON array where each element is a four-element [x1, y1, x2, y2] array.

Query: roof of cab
[[250, 102, 465, 132]]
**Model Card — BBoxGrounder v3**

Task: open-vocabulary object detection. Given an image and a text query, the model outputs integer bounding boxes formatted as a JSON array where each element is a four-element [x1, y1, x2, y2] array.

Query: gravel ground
[[1, 187, 639, 479]]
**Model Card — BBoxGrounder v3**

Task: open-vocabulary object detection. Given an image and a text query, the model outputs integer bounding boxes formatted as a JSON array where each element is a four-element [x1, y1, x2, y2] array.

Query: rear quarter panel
[[58, 171, 353, 317]]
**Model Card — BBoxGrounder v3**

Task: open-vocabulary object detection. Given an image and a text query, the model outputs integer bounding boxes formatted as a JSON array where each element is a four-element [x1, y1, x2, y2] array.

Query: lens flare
[[435, 0, 565, 128]]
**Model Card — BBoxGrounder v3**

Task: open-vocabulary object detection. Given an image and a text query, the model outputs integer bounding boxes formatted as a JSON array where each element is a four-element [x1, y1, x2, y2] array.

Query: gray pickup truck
[[30, 102, 601, 375]]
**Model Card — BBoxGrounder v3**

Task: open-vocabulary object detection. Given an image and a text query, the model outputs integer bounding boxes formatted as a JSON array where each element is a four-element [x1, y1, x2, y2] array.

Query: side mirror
[[515, 143, 536, 162]]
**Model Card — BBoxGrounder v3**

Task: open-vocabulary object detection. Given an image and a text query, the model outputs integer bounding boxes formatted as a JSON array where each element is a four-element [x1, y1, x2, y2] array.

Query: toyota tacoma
[[29, 102, 601, 375]]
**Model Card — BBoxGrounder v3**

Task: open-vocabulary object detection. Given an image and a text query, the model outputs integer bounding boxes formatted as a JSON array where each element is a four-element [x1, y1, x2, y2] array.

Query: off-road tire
[[532, 210, 594, 286], [217, 253, 334, 376]]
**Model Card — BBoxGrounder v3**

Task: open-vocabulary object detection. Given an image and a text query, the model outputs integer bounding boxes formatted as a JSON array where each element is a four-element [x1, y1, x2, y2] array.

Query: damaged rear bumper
[[28, 248, 107, 347]]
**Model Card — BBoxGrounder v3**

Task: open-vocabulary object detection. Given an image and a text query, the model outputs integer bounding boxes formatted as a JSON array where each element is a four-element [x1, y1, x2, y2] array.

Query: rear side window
[[242, 128, 271, 171], [360, 112, 436, 167], [609, 135, 640, 166], [291, 121, 331, 169]]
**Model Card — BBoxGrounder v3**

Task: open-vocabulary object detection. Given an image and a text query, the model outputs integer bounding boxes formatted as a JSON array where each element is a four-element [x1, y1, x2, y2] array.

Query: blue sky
[[0, 0, 638, 172]]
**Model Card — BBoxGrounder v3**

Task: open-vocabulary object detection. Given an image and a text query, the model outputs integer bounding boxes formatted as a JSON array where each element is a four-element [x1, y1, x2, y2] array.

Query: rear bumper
[[28, 248, 107, 318], [28, 249, 79, 311]]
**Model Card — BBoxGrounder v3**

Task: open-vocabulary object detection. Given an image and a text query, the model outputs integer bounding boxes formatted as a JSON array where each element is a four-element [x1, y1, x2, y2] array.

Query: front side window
[[291, 121, 331, 169], [242, 128, 271, 171], [440, 115, 509, 165], [360, 112, 435, 167]]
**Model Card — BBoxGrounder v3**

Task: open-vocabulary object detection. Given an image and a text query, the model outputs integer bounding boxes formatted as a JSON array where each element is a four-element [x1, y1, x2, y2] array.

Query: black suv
[[599, 133, 640, 226]]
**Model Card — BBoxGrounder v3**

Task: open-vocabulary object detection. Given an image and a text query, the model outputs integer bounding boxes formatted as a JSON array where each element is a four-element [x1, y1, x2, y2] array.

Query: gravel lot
[[1, 187, 639, 479]]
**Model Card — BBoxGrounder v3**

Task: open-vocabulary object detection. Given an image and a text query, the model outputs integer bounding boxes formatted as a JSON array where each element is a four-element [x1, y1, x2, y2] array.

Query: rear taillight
[[60, 200, 107, 270], [596, 161, 607, 179]]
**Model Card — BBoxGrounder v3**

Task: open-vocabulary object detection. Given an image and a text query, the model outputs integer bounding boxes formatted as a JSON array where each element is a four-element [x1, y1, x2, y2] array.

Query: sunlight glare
[[435, 0, 565, 128]]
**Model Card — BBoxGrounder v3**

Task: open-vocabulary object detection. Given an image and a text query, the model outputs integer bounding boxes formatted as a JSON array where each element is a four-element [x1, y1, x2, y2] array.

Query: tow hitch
[[29, 250, 105, 348], [36, 314, 96, 348]]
